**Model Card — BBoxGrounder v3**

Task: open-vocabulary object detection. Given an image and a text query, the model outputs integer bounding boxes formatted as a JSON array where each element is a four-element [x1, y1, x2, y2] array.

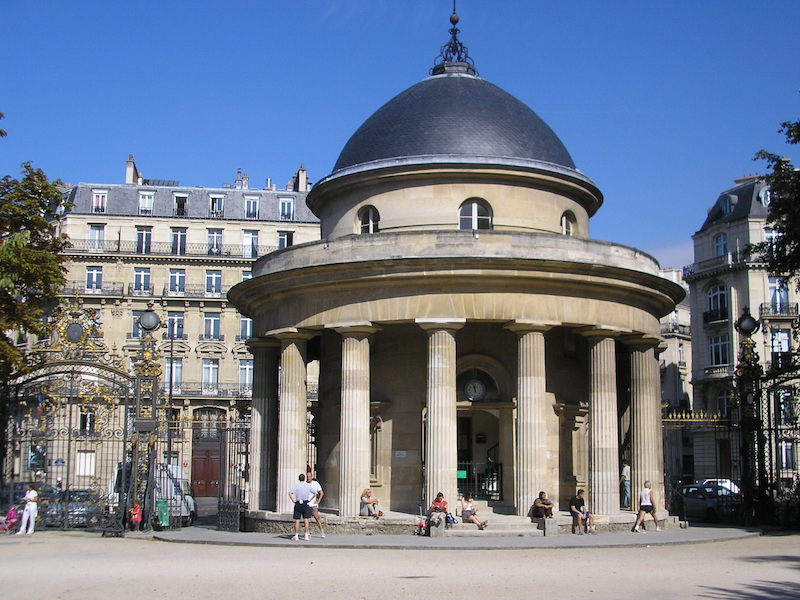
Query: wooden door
[[192, 448, 220, 497]]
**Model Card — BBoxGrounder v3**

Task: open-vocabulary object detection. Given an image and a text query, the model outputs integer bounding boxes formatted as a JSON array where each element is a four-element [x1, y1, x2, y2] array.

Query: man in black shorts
[[289, 473, 314, 541]]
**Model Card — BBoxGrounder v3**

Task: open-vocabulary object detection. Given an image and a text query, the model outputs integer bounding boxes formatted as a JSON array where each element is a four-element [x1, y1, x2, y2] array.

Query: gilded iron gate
[[217, 419, 250, 532]]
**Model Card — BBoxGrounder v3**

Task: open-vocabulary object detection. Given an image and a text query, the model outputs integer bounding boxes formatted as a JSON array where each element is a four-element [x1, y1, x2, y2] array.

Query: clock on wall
[[464, 378, 486, 401]]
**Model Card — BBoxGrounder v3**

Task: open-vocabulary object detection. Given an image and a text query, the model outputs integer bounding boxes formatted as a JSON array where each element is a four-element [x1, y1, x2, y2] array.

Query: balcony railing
[[158, 382, 253, 398], [63, 281, 124, 296], [162, 284, 231, 299], [759, 303, 799, 318], [128, 283, 155, 296], [704, 365, 731, 376], [683, 249, 752, 279], [661, 322, 691, 336], [199, 333, 225, 342], [161, 332, 188, 340], [703, 308, 729, 324], [66, 239, 278, 259]]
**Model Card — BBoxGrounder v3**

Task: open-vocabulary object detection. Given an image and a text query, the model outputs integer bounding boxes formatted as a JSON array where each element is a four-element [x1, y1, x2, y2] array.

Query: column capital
[[504, 319, 558, 334], [265, 327, 317, 342], [577, 325, 630, 340], [619, 333, 663, 349], [415, 318, 466, 333], [246, 337, 281, 352], [326, 321, 382, 337]]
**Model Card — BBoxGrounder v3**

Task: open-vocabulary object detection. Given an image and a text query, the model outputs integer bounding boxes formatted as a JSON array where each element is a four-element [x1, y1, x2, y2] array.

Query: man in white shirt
[[17, 484, 38, 535], [288, 474, 314, 541], [306, 471, 325, 538], [620, 460, 631, 509]]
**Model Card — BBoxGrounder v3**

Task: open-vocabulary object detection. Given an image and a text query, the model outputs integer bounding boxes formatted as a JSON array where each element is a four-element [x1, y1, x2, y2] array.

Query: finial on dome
[[430, 2, 477, 76]]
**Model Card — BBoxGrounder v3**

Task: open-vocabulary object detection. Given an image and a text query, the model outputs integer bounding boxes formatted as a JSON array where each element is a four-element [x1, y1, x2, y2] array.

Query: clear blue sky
[[2, 1, 798, 268]]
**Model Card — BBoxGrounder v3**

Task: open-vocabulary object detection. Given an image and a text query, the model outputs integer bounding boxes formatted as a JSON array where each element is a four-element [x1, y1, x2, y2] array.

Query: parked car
[[674, 484, 743, 522], [697, 478, 741, 495], [44, 489, 103, 528]]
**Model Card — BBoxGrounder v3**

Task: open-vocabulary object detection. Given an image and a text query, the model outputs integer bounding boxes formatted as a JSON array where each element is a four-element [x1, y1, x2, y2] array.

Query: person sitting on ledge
[[460, 491, 487, 530], [569, 489, 596, 534], [531, 491, 554, 518], [428, 492, 448, 527], [360, 488, 383, 518]]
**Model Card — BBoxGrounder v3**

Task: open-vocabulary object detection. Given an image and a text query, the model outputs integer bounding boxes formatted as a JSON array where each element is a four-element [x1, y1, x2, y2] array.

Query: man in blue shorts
[[289, 473, 314, 541]]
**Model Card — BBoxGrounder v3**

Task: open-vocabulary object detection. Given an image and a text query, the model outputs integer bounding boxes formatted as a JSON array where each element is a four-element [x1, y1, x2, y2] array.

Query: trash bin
[[156, 500, 170, 528]]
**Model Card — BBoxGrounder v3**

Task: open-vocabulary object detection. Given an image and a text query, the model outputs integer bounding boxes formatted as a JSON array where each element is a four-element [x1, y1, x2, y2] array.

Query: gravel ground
[[1, 530, 798, 599]]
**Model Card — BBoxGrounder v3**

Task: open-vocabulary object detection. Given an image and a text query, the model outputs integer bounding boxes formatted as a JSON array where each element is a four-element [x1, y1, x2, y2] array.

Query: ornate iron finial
[[430, 3, 477, 76]]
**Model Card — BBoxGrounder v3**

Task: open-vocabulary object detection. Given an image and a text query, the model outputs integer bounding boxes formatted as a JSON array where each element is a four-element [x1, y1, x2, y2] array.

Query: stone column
[[272, 329, 314, 514], [333, 323, 379, 517], [626, 336, 665, 511], [506, 321, 553, 516], [581, 330, 621, 516], [246, 338, 280, 511], [417, 319, 464, 506]]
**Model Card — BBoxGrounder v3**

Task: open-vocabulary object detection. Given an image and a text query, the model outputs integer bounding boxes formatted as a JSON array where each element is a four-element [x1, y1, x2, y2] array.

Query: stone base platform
[[245, 509, 678, 537]]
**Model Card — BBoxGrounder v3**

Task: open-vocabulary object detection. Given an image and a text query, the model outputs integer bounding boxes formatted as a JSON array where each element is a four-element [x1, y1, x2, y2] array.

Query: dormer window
[[713, 233, 728, 257], [279, 197, 294, 220], [459, 198, 492, 230], [209, 195, 225, 218], [174, 194, 188, 217], [721, 195, 735, 215], [759, 187, 772, 207], [92, 190, 107, 213], [560, 211, 576, 236], [245, 196, 259, 219], [138, 192, 154, 215], [359, 205, 380, 234]]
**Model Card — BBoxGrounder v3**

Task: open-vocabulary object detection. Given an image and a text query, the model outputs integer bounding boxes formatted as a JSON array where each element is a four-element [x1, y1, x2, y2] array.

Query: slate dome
[[332, 72, 577, 174]]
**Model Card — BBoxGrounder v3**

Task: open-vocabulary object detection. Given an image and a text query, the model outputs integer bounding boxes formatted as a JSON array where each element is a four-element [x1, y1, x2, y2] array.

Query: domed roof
[[333, 72, 576, 173]]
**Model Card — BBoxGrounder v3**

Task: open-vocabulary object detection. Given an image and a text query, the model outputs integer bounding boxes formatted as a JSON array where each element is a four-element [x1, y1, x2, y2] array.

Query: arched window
[[459, 198, 492, 230], [358, 205, 380, 234], [713, 233, 727, 257], [705, 284, 728, 322], [560, 211, 576, 236]]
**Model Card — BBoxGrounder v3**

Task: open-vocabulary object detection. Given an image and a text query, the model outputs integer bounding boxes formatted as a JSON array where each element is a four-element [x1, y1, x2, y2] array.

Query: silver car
[[676, 484, 743, 522]]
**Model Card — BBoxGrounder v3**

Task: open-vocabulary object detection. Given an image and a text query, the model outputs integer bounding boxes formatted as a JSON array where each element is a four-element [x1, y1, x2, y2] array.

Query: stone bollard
[[534, 517, 559, 536]]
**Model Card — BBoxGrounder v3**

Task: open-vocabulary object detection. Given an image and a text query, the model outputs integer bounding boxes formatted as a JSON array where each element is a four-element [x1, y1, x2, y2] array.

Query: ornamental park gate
[[0, 302, 195, 534]]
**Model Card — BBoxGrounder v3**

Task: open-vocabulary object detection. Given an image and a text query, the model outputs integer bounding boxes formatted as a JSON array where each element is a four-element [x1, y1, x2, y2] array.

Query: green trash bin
[[156, 500, 170, 528]]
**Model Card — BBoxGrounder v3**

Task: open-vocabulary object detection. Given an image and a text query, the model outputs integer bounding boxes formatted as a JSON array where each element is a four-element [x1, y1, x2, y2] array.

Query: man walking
[[632, 480, 661, 532], [306, 471, 325, 538], [289, 473, 314, 541], [620, 460, 631, 509]]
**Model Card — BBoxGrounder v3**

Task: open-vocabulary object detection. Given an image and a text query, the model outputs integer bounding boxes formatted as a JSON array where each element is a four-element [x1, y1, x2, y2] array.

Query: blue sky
[[2, 1, 798, 268]]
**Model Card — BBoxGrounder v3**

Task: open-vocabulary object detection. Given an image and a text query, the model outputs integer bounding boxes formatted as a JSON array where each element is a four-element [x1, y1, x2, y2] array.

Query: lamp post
[[734, 307, 765, 523]]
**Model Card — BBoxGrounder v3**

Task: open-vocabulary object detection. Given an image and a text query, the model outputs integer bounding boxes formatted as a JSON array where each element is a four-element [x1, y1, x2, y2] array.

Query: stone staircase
[[434, 500, 543, 538]]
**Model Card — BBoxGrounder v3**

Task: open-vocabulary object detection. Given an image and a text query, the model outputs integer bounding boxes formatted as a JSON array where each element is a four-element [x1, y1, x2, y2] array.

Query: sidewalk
[[144, 523, 761, 550]]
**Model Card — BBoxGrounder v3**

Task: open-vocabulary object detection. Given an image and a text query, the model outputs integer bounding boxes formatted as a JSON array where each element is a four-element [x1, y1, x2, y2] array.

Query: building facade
[[684, 175, 799, 487], [51, 156, 320, 502], [231, 16, 684, 520]]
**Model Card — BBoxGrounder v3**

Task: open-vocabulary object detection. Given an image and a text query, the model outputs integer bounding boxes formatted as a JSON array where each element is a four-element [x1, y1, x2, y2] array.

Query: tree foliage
[[0, 162, 71, 381], [752, 119, 800, 282]]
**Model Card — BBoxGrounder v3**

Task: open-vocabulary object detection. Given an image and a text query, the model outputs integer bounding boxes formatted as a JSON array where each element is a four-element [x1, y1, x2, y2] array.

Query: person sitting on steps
[[531, 491, 554, 518], [569, 489, 596, 534], [428, 492, 448, 527], [360, 488, 384, 518], [460, 491, 487, 530]]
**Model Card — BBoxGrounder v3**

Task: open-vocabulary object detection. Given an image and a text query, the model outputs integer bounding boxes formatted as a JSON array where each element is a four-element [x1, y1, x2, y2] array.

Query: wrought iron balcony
[[161, 332, 188, 340], [128, 283, 155, 296], [759, 303, 799, 318], [63, 281, 124, 296], [158, 382, 253, 398], [703, 308, 729, 324], [162, 284, 231, 299], [65, 239, 277, 259], [683, 249, 752, 279], [198, 333, 225, 342], [661, 322, 691, 335]]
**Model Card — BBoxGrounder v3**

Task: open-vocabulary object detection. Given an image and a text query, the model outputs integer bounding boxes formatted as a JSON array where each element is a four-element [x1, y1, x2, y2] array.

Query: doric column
[[417, 319, 464, 506], [246, 337, 280, 511], [581, 329, 621, 516], [506, 321, 554, 516], [332, 323, 379, 517], [625, 336, 665, 511], [271, 328, 314, 514]]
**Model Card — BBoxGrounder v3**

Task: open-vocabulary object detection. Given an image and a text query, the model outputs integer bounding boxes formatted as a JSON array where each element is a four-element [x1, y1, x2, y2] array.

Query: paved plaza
[[1, 527, 798, 599]]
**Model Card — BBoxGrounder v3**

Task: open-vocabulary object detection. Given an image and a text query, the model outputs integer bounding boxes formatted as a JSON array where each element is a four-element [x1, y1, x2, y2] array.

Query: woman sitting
[[428, 492, 448, 526], [360, 488, 383, 518], [460, 492, 487, 530], [531, 491, 554, 518]]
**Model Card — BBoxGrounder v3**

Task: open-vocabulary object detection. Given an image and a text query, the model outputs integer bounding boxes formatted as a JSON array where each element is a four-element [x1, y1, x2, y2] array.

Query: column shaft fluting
[[588, 336, 620, 516], [275, 337, 308, 514], [248, 341, 279, 511], [515, 329, 548, 516], [424, 328, 458, 506], [630, 344, 664, 510], [338, 332, 372, 516]]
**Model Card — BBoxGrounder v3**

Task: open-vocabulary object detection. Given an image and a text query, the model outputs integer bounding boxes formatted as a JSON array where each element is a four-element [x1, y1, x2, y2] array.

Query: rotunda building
[[230, 15, 684, 520]]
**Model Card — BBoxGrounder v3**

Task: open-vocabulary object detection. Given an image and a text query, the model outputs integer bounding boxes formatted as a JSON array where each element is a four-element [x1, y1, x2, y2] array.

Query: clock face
[[464, 378, 486, 401]]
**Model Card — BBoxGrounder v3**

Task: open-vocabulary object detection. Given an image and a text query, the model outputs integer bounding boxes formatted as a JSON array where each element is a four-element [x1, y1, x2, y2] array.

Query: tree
[[752, 119, 800, 283], [0, 162, 71, 381]]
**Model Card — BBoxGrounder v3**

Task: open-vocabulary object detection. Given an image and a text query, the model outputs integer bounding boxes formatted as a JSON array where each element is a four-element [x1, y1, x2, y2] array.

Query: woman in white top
[[460, 492, 487, 530], [17, 484, 38, 535]]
